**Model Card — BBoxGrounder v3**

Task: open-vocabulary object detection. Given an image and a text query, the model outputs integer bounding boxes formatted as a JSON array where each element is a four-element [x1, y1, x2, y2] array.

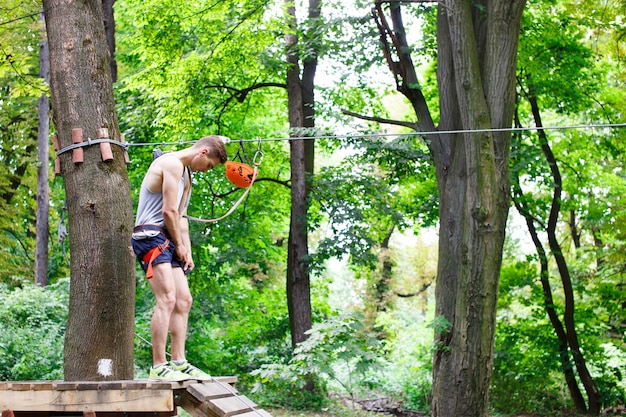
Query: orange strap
[[142, 240, 169, 279]]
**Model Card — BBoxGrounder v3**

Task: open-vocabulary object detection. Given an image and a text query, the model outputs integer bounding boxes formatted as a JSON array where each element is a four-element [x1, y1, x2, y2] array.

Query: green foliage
[[0, 0, 70, 284], [251, 314, 383, 408], [492, 256, 626, 414], [0, 279, 68, 380]]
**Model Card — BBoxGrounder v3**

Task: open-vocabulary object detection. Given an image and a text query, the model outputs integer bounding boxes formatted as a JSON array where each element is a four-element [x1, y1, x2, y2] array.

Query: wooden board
[[0, 381, 173, 413], [206, 395, 257, 417], [235, 410, 272, 417], [187, 382, 238, 402]]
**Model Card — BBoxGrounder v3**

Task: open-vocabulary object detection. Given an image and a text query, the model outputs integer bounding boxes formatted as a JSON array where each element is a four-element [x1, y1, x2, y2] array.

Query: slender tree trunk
[[43, 0, 135, 381], [36, 10, 50, 286], [511, 171, 588, 411], [284, 0, 312, 349], [527, 93, 601, 415], [101, 0, 117, 82]]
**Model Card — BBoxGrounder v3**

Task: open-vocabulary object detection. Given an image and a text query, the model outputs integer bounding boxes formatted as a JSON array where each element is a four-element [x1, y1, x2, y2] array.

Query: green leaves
[[251, 313, 383, 405], [0, 280, 68, 380]]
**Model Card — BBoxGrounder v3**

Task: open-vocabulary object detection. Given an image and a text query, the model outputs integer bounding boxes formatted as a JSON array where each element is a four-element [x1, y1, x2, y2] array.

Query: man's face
[[192, 148, 221, 172]]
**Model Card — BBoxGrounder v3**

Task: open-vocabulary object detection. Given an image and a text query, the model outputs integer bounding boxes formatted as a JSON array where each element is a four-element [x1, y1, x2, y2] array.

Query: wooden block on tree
[[187, 383, 237, 402], [207, 395, 256, 417]]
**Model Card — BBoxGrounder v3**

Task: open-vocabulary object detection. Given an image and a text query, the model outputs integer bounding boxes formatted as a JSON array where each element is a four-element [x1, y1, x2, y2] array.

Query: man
[[131, 136, 228, 380]]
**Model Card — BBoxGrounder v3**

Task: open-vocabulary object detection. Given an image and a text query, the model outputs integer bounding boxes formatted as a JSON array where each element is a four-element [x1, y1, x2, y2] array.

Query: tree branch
[[396, 282, 431, 298], [341, 109, 419, 131]]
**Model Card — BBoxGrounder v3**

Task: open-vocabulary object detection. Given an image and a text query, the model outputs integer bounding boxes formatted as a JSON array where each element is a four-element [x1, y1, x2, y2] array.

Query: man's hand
[[175, 243, 193, 271]]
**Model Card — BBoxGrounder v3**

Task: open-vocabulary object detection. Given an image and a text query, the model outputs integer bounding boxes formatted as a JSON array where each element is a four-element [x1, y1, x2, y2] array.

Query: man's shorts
[[131, 232, 184, 276]]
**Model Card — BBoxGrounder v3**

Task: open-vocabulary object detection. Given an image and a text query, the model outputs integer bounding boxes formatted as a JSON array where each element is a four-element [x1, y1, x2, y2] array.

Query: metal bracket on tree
[[53, 128, 130, 175]]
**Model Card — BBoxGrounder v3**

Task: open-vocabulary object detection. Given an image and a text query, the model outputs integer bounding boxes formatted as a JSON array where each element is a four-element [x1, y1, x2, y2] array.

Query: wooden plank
[[212, 377, 237, 385], [10, 383, 34, 392], [207, 395, 256, 417], [234, 409, 272, 417], [175, 389, 217, 417], [0, 388, 174, 412], [187, 383, 237, 402]]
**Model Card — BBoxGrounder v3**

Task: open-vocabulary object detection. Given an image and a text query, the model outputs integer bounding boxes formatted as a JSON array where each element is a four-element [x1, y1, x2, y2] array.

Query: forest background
[[1, 0, 625, 416]]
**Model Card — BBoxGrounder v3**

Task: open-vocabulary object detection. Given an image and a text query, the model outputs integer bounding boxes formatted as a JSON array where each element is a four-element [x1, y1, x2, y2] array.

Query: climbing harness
[[133, 225, 171, 279], [184, 138, 264, 224]]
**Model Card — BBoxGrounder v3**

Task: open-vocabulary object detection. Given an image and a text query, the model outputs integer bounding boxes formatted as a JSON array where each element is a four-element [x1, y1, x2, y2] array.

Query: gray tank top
[[134, 165, 190, 232]]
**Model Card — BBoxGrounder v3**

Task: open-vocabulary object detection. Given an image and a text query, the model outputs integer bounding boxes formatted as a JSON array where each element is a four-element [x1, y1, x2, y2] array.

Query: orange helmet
[[225, 161, 256, 188]]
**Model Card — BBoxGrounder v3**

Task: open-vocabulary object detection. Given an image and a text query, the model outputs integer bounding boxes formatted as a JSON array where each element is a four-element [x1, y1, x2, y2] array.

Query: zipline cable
[[122, 122, 626, 148]]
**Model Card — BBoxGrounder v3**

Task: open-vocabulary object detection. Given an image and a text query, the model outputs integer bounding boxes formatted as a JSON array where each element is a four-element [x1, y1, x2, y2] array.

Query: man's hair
[[193, 136, 228, 163]]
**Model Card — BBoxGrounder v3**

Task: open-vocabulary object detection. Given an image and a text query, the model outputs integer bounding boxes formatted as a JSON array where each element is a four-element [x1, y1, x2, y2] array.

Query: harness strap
[[142, 239, 170, 279], [133, 224, 170, 237], [134, 224, 171, 279]]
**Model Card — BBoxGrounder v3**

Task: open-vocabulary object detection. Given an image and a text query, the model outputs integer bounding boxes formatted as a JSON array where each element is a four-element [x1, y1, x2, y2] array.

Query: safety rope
[[184, 147, 264, 223]]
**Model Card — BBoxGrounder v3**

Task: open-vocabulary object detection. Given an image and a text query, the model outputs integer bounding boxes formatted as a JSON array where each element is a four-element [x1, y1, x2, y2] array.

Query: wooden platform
[[0, 378, 271, 417]]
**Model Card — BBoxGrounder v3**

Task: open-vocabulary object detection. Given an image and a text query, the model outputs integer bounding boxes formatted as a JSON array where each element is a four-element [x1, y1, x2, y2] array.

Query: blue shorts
[[131, 232, 184, 276]]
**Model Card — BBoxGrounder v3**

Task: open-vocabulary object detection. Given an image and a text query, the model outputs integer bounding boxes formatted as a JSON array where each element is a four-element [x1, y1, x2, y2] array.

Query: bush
[[250, 314, 383, 409], [0, 279, 69, 381]]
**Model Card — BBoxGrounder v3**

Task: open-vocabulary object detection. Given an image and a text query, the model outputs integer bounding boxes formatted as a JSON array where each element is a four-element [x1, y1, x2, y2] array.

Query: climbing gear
[[185, 138, 263, 223], [141, 239, 170, 279], [134, 225, 171, 279], [224, 139, 257, 188], [225, 161, 256, 188], [170, 360, 212, 380], [149, 363, 191, 381]]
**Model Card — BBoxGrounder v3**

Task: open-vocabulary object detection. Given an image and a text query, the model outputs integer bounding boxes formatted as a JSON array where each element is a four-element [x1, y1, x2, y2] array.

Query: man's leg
[[148, 263, 177, 366], [169, 266, 193, 362]]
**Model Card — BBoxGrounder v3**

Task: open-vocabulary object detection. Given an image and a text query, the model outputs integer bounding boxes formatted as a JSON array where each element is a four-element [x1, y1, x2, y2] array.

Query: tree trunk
[[430, 2, 525, 416], [511, 171, 588, 412], [36, 10, 50, 287], [101, 0, 117, 83], [284, 0, 312, 349], [372, 1, 525, 415], [42, 0, 135, 381], [527, 93, 601, 415]]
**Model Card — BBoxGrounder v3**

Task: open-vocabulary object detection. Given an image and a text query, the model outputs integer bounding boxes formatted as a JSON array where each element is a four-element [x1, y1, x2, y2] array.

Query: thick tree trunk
[[36, 10, 50, 287], [430, 2, 525, 416], [371, 2, 524, 412], [43, 0, 135, 381]]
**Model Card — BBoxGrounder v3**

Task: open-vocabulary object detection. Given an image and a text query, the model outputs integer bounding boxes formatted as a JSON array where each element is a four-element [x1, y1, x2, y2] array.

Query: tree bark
[[42, 0, 135, 381], [36, 10, 50, 287]]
